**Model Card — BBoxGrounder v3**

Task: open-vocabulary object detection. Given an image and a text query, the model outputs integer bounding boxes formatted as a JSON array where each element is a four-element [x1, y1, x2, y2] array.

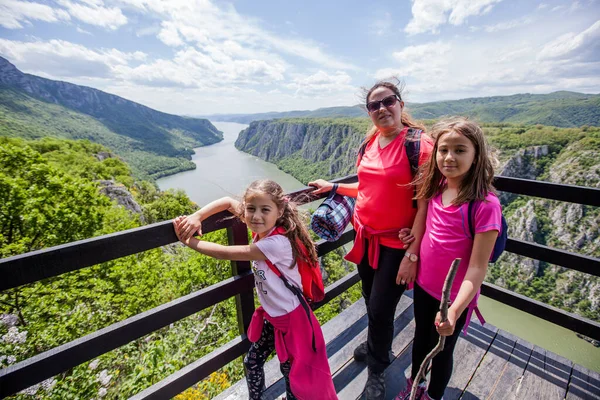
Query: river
[[157, 121, 600, 372]]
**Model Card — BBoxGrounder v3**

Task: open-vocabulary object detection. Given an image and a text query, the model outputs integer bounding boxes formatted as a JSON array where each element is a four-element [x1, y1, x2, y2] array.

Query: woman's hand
[[435, 308, 458, 337], [398, 228, 415, 249], [307, 179, 333, 195], [177, 213, 203, 240], [396, 256, 417, 286]]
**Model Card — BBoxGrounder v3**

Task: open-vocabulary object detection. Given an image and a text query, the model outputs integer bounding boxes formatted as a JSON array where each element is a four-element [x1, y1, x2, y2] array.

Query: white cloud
[[113, 46, 286, 89], [369, 12, 393, 37], [57, 0, 127, 30], [285, 70, 354, 96], [483, 16, 533, 33], [118, 0, 357, 70], [538, 20, 600, 62], [0, 0, 70, 29], [157, 21, 184, 47], [76, 26, 92, 35], [0, 38, 146, 78], [405, 0, 503, 35], [375, 41, 452, 81], [135, 25, 160, 37]]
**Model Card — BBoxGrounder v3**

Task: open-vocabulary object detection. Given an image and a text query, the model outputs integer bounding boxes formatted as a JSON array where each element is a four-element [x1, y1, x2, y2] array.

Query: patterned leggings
[[244, 319, 296, 400]]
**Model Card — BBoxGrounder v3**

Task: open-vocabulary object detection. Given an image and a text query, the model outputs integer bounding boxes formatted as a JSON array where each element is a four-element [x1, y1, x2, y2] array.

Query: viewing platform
[[1, 175, 599, 399]]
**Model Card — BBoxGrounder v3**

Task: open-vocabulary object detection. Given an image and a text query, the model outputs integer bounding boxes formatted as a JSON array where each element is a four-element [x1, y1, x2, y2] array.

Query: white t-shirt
[[253, 233, 303, 317]]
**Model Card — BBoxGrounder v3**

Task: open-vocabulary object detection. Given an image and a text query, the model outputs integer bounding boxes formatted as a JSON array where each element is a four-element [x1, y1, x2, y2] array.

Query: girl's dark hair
[[362, 78, 426, 144], [238, 179, 318, 268], [416, 117, 498, 205]]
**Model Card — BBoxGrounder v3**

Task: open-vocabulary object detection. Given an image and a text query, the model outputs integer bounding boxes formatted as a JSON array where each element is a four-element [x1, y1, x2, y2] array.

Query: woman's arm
[[436, 229, 498, 336], [396, 198, 428, 285], [308, 179, 359, 198], [178, 196, 241, 240]]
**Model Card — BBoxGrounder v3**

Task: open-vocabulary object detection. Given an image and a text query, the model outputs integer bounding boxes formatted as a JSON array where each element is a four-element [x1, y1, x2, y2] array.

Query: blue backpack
[[467, 201, 508, 262]]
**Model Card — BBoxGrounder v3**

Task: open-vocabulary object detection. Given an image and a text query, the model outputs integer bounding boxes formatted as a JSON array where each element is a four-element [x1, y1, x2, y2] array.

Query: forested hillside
[[0, 57, 223, 179], [0, 136, 355, 399], [211, 91, 600, 128], [236, 118, 600, 321]]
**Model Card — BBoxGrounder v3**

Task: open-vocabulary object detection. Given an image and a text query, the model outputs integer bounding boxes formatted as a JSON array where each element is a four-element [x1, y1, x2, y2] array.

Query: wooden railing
[[0, 176, 599, 399]]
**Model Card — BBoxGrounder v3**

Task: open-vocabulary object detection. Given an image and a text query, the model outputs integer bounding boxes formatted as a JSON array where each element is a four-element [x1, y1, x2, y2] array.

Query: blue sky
[[0, 0, 599, 115]]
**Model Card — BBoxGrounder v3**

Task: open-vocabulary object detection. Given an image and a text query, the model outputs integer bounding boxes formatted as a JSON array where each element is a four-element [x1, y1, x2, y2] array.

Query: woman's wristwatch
[[404, 251, 418, 262]]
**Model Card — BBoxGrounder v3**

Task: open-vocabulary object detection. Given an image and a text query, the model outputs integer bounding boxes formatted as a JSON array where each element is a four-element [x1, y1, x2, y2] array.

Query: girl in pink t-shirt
[[395, 117, 502, 400], [173, 179, 337, 400]]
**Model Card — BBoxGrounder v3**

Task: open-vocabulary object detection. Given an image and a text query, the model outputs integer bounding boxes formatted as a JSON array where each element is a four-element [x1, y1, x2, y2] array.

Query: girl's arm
[[174, 216, 267, 261], [178, 196, 241, 240], [308, 179, 359, 198], [436, 229, 498, 336], [396, 198, 428, 285], [184, 238, 268, 261]]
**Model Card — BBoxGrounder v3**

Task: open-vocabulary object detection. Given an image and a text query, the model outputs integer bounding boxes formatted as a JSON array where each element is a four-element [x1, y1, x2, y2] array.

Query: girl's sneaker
[[394, 377, 426, 400]]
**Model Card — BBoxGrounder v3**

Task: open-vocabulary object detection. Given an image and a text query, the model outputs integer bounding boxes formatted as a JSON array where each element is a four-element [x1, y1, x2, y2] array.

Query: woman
[[308, 80, 432, 400]]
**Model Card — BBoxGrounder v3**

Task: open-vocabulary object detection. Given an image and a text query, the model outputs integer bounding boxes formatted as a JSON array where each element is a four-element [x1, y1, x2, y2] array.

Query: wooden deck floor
[[215, 294, 600, 400]]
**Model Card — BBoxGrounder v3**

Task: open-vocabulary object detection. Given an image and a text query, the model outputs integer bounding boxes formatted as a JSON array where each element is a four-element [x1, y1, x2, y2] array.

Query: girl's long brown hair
[[416, 117, 498, 205], [238, 179, 318, 268], [361, 79, 426, 146]]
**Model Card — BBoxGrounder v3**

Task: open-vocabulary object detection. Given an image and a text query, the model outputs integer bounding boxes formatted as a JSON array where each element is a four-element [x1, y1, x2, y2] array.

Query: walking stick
[[409, 258, 461, 400]]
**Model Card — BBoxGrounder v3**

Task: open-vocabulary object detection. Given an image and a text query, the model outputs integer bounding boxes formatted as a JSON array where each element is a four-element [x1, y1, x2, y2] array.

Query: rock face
[[498, 145, 549, 204], [235, 119, 368, 181], [98, 180, 144, 222]]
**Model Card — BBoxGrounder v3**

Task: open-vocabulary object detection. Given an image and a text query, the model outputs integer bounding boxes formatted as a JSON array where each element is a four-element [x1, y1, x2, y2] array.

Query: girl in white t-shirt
[[173, 179, 337, 400]]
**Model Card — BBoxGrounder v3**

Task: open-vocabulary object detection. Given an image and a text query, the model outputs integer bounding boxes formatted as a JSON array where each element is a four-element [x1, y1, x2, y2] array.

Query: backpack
[[310, 183, 356, 242], [467, 201, 508, 262], [358, 127, 423, 208], [258, 226, 325, 303]]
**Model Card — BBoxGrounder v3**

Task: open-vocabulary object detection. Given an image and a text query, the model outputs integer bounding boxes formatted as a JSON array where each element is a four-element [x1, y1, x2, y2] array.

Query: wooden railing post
[[227, 219, 255, 335]]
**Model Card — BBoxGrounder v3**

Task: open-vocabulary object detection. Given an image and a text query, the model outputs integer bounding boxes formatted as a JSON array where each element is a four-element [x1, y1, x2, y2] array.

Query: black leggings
[[357, 243, 407, 373], [243, 319, 295, 400], [411, 283, 468, 400]]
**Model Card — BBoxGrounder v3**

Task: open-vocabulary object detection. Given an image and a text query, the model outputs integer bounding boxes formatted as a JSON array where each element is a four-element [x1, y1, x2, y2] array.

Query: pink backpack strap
[[265, 259, 282, 278], [462, 306, 486, 335]]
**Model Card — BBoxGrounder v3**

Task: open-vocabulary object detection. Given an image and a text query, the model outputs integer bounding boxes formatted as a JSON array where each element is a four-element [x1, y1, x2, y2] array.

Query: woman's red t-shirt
[[354, 127, 433, 248]]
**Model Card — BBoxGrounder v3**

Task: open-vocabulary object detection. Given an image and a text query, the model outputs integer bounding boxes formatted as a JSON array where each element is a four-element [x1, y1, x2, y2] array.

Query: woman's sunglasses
[[366, 94, 401, 113]]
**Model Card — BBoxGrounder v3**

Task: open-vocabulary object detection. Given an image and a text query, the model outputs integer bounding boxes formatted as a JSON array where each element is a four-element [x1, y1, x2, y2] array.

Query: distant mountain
[[208, 91, 600, 128], [202, 105, 366, 124], [0, 56, 223, 179]]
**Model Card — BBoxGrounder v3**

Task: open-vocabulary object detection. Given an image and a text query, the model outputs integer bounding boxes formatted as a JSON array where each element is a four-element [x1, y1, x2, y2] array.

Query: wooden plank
[[337, 298, 415, 400], [440, 322, 499, 400], [214, 298, 373, 400], [376, 321, 416, 399], [517, 345, 572, 399], [461, 329, 517, 400], [566, 363, 600, 399]]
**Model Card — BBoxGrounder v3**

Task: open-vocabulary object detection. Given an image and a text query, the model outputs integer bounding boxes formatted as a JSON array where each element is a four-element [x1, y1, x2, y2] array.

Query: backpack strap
[[264, 259, 317, 352], [405, 128, 422, 209], [467, 200, 475, 239]]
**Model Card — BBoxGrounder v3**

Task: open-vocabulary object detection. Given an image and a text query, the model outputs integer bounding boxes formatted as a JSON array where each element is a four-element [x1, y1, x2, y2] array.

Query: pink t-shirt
[[417, 192, 502, 306]]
